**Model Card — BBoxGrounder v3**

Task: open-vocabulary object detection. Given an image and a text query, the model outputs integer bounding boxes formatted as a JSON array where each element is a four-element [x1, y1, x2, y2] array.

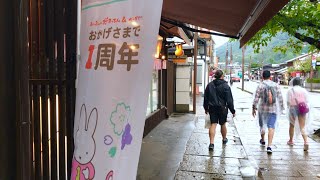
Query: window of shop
[[146, 70, 158, 115]]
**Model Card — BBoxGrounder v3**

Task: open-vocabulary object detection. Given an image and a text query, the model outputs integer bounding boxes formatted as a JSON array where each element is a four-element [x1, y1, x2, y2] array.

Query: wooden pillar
[[193, 29, 198, 114], [0, 0, 17, 179], [13, 0, 32, 178], [1, 0, 31, 179]]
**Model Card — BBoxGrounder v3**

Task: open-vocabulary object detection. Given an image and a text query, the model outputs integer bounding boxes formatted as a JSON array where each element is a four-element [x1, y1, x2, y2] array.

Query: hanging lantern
[[175, 44, 184, 57], [155, 36, 163, 59]]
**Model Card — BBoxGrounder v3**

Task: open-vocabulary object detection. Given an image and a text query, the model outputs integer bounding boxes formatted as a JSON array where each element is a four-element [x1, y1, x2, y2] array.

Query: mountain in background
[[215, 32, 309, 65]]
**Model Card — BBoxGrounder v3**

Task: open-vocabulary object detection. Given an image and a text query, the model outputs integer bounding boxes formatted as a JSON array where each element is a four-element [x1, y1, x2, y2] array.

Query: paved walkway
[[137, 88, 320, 179], [233, 88, 320, 179]]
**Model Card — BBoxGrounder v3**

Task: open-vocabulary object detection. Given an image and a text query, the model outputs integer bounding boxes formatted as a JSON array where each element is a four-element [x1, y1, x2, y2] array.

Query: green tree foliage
[[216, 35, 309, 65], [250, 62, 261, 69], [248, 0, 320, 54], [287, 67, 295, 73], [301, 58, 312, 72]]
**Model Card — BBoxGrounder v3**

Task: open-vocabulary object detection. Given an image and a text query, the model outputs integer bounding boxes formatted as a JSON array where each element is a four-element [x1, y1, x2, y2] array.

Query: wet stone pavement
[[174, 87, 320, 180]]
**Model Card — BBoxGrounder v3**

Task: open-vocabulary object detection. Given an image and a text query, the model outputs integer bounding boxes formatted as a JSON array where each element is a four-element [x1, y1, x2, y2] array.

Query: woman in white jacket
[[286, 77, 312, 151]]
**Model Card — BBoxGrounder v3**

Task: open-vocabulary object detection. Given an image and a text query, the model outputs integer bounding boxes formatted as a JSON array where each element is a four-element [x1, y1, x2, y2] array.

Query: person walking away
[[230, 78, 233, 86], [286, 77, 312, 151], [288, 76, 293, 85], [209, 67, 216, 82], [300, 76, 305, 87], [252, 70, 284, 154], [203, 70, 236, 151]]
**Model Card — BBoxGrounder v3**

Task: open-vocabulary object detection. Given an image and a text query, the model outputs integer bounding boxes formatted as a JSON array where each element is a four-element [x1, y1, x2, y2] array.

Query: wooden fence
[[28, 0, 77, 179]]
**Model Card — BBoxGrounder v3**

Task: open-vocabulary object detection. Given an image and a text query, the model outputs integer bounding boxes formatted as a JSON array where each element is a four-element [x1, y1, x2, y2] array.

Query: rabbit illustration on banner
[[71, 104, 98, 180]]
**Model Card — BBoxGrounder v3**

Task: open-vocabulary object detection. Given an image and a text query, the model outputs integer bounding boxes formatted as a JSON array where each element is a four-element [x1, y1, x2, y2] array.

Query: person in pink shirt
[[286, 77, 311, 151]]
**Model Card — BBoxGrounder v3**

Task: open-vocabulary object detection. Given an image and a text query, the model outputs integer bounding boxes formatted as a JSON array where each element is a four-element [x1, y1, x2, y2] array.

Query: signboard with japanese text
[[71, 0, 163, 179]]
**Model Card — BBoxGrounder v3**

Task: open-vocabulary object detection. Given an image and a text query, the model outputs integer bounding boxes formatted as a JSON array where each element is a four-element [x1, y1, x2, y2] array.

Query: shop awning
[[162, 0, 289, 47], [274, 67, 288, 74], [160, 20, 193, 44]]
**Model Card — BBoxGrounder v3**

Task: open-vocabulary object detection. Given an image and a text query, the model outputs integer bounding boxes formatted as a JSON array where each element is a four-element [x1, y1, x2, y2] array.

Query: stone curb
[[236, 87, 253, 94]]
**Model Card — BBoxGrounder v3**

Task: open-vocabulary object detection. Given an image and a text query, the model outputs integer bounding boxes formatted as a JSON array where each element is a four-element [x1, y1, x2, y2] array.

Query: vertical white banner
[[71, 0, 163, 179]]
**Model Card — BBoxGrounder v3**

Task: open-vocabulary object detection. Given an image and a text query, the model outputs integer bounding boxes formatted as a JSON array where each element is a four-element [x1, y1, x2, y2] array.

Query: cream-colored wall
[[176, 66, 190, 105]]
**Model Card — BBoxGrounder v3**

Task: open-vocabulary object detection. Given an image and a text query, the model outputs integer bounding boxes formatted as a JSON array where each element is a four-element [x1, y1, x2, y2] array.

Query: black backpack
[[208, 83, 224, 108]]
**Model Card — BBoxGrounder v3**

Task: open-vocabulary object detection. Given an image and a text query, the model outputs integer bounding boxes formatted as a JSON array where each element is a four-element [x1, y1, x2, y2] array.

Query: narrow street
[[234, 80, 320, 131], [175, 86, 320, 179], [138, 82, 320, 179]]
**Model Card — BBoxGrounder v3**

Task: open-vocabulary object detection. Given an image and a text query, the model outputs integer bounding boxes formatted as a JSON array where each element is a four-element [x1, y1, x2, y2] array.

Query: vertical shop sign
[[71, 0, 163, 179]]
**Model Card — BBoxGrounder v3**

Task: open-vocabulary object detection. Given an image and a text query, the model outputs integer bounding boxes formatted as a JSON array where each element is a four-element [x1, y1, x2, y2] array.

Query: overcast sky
[[212, 35, 229, 49]]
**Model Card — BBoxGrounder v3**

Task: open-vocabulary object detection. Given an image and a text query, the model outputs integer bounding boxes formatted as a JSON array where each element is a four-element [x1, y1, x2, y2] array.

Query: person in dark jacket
[[203, 69, 236, 151]]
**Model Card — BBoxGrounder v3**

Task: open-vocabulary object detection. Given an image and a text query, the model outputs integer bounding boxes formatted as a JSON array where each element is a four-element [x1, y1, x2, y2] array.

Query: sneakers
[[208, 144, 214, 151], [304, 144, 309, 151], [267, 147, 272, 154], [260, 139, 266, 146], [209, 138, 227, 151], [222, 138, 228, 145]]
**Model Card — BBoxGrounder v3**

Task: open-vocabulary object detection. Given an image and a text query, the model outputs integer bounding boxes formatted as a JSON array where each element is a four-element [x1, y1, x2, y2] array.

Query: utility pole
[[203, 41, 207, 96], [225, 43, 229, 74], [310, 52, 314, 92], [261, 49, 264, 72], [249, 56, 252, 80], [229, 44, 232, 80], [242, 46, 246, 91]]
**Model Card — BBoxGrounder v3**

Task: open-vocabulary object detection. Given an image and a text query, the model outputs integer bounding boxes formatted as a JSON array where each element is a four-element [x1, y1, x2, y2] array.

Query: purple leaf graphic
[[121, 123, 133, 150]]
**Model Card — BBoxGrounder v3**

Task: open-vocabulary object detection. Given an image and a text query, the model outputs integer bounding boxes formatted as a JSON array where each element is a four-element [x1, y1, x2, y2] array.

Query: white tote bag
[[204, 114, 211, 129]]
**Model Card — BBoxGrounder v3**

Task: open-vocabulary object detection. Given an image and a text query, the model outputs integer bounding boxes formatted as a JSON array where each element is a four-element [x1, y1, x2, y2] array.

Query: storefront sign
[[71, 0, 163, 179], [173, 58, 187, 63]]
